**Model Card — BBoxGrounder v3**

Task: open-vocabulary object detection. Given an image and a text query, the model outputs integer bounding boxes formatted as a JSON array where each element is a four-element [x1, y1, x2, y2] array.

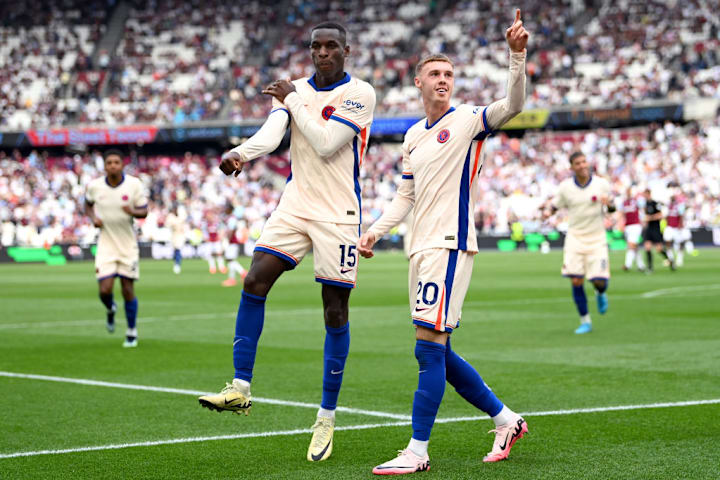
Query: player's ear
[[343, 45, 350, 58], [414, 76, 422, 89]]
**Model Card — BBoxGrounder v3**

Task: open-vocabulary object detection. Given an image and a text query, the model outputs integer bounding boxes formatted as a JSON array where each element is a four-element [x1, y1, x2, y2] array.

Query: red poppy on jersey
[[322, 106, 336, 120], [591, 195, 597, 202], [437, 129, 450, 143], [122, 195, 129, 201]]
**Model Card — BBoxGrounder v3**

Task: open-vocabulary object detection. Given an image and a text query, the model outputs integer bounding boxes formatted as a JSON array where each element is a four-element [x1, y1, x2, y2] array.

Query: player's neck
[[424, 100, 452, 127], [313, 70, 345, 89], [575, 173, 590, 186], [106, 173, 123, 186]]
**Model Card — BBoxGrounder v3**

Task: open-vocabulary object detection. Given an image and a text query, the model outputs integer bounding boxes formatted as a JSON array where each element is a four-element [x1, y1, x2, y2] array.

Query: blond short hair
[[415, 54, 454, 76]]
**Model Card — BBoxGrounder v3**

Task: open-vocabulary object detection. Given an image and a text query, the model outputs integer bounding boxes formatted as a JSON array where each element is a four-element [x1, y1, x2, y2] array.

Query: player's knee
[[242, 271, 270, 297], [323, 303, 347, 327]]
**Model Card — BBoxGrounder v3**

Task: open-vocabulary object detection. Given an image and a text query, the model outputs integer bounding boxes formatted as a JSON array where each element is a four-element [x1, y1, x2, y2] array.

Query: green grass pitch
[[1, 250, 719, 479]]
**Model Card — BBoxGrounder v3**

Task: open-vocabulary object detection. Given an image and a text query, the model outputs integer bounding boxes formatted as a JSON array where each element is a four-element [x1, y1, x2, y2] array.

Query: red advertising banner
[[26, 126, 159, 146]]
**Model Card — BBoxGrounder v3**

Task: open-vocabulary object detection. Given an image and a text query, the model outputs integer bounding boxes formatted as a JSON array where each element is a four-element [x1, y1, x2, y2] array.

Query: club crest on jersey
[[322, 106, 336, 120], [437, 129, 450, 143], [122, 195, 129, 201]]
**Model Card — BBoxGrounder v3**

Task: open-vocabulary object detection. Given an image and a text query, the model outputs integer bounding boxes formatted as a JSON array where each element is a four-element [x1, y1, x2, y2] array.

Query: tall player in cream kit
[[85, 150, 148, 347], [358, 9, 529, 474], [198, 22, 376, 462]]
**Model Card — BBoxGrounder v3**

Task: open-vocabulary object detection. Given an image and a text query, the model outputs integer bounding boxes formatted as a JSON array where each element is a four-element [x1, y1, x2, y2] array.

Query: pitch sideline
[[1, 398, 719, 459]]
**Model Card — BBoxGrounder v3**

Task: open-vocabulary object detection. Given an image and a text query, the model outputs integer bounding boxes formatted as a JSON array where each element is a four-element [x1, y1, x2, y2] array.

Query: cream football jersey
[[274, 74, 375, 225], [85, 174, 147, 260], [554, 176, 611, 250]]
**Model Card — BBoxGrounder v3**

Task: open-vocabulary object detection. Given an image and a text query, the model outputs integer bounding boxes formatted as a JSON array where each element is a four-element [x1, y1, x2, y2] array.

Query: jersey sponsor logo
[[321, 106, 336, 120], [437, 129, 450, 143], [342, 99, 365, 110]]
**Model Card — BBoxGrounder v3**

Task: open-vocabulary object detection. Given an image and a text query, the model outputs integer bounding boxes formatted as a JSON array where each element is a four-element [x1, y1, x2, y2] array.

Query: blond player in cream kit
[[85, 150, 148, 347], [198, 22, 376, 462], [545, 152, 613, 334], [358, 9, 529, 475]]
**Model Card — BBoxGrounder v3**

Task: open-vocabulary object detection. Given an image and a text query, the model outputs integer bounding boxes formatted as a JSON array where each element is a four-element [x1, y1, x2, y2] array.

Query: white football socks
[[317, 407, 335, 419], [408, 438, 429, 457], [491, 405, 518, 427]]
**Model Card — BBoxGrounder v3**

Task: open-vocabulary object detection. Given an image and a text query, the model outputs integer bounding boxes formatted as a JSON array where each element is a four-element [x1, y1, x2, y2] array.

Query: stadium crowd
[[1, 0, 718, 128], [2, 121, 719, 248]]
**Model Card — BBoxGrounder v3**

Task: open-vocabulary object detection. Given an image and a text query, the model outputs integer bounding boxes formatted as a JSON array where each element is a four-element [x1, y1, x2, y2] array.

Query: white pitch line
[[640, 283, 720, 298], [0, 371, 411, 421], [2, 398, 719, 459]]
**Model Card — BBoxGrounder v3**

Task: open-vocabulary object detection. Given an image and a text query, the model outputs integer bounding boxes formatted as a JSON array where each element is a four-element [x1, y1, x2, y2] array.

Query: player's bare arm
[[122, 205, 148, 219], [85, 200, 103, 228]]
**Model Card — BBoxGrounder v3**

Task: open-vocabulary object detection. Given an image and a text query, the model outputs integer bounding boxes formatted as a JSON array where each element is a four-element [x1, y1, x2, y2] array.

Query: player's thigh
[[586, 246, 610, 280], [96, 253, 120, 281], [254, 211, 312, 269], [561, 248, 586, 278], [309, 221, 359, 289], [409, 248, 471, 333]]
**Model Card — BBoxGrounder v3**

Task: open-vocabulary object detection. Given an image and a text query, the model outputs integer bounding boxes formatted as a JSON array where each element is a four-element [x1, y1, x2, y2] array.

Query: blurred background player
[[664, 191, 694, 268], [166, 204, 186, 274], [360, 10, 529, 474], [84, 150, 148, 347], [545, 152, 613, 334], [197, 21, 376, 463], [205, 212, 227, 275], [642, 189, 674, 273], [621, 186, 645, 272], [221, 204, 248, 287]]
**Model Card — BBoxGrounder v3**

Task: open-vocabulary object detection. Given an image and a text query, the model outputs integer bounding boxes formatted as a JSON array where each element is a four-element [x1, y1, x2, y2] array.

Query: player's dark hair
[[103, 149, 124, 162], [569, 151, 585, 164], [311, 22, 347, 45]]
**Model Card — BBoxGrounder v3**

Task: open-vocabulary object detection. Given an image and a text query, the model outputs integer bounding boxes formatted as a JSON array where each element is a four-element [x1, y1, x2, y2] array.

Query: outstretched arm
[[219, 108, 290, 176], [484, 9, 530, 131]]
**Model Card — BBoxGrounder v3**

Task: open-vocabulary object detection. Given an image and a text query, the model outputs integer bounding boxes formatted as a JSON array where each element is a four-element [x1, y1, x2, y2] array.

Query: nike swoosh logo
[[330, 369, 344, 375], [415, 308, 429, 312], [409, 147, 417, 154], [499, 432, 511, 450], [418, 370, 427, 374], [232, 339, 242, 346], [340, 268, 353, 274], [310, 438, 332, 461], [224, 397, 250, 407]]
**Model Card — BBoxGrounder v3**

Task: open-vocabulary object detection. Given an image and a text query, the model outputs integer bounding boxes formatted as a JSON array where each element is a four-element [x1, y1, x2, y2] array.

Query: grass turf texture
[[1, 250, 719, 479]]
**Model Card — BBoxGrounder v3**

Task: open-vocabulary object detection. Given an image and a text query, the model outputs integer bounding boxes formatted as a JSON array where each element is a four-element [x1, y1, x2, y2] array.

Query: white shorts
[[663, 226, 679, 243], [562, 244, 610, 280], [679, 228, 692, 243], [624, 224, 642, 244], [255, 210, 359, 288], [409, 248, 474, 333], [208, 241, 222, 255], [225, 243, 240, 260], [96, 253, 139, 281]]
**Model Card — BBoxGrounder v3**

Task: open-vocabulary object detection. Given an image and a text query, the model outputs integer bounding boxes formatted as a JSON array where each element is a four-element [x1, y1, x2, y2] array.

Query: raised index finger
[[515, 8, 521, 23]]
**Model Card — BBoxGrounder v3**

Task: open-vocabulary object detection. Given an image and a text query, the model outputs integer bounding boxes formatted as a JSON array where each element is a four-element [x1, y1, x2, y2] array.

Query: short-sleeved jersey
[[622, 198, 640, 225], [645, 200, 662, 229], [554, 176, 611, 249], [666, 200, 684, 228], [274, 74, 375, 225], [85, 174, 147, 259], [166, 213, 186, 247], [399, 104, 494, 255]]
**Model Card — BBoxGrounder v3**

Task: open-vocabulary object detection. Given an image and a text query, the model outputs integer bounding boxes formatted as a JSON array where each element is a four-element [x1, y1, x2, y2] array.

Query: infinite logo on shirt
[[321, 106, 336, 120], [437, 129, 450, 143]]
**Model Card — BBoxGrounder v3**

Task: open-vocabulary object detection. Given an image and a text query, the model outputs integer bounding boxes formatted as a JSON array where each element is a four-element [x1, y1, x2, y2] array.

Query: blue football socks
[[572, 284, 588, 316], [233, 291, 266, 382], [445, 339, 503, 416], [124, 297, 138, 329], [411, 340, 446, 442], [320, 323, 350, 410]]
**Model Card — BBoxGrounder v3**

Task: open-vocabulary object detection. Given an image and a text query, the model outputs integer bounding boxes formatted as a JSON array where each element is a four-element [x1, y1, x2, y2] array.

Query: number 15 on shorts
[[339, 245, 357, 270]]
